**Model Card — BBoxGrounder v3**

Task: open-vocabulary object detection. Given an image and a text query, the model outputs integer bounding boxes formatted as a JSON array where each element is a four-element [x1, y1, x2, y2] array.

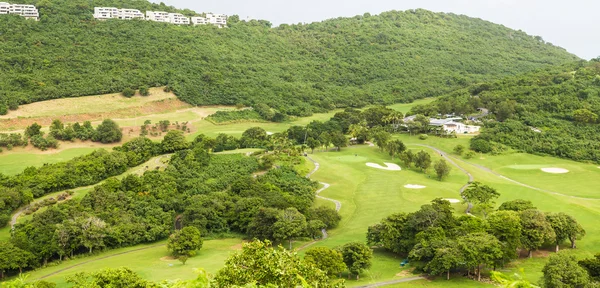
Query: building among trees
[[0, 2, 38, 20]]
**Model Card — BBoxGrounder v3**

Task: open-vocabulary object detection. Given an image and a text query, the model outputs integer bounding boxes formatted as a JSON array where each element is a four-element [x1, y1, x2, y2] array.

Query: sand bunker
[[404, 184, 426, 189], [443, 198, 461, 203], [541, 168, 569, 174], [266, 131, 274, 136], [366, 162, 401, 171]]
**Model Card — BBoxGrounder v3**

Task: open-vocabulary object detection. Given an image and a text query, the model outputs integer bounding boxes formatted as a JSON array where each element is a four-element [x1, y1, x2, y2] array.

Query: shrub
[[464, 151, 476, 159], [139, 86, 150, 96], [122, 88, 135, 98], [418, 134, 428, 140]]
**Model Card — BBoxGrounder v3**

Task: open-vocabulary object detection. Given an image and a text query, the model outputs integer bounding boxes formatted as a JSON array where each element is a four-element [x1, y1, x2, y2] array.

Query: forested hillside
[[410, 60, 600, 162], [0, 0, 579, 116]]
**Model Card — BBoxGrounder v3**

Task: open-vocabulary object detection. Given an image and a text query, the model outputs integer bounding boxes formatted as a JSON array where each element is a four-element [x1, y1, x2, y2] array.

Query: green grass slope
[[0, 0, 579, 116]]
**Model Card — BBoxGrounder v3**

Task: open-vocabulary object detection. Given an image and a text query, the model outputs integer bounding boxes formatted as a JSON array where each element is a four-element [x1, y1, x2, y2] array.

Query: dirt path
[[296, 156, 341, 250]]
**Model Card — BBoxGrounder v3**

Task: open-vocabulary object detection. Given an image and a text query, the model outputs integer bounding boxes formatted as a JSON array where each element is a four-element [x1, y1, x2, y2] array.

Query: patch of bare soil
[[395, 268, 416, 277], [160, 256, 177, 261], [0, 98, 191, 131]]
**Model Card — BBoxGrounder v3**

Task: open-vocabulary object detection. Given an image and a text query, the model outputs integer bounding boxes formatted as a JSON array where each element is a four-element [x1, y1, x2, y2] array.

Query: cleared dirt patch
[[160, 256, 177, 261], [0, 98, 192, 131]]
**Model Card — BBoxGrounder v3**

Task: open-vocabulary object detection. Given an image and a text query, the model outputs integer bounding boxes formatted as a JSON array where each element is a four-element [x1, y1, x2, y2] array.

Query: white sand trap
[[404, 184, 426, 189], [266, 131, 274, 136], [366, 162, 401, 171], [541, 168, 569, 174], [443, 198, 461, 203]]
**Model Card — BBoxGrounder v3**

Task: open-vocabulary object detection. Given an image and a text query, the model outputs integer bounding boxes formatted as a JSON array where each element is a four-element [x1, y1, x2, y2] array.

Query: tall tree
[[414, 150, 432, 171], [457, 232, 503, 281], [433, 159, 451, 180], [337, 242, 373, 280], [304, 247, 347, 277], [546, 213, 585, 251], [487, 211, 522, 265], [214, 240, 332, 287], [519, 209, 556, 258], [167, 226, 203, 257], [273, 208, 307, 250], [542, 253, 590, 288]]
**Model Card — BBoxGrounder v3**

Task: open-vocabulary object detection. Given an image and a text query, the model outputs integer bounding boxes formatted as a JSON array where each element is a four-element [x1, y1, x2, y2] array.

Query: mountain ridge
[[0, 1, 580, 116]]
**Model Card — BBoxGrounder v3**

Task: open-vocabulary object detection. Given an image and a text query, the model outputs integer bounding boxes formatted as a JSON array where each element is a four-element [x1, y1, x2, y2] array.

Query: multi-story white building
[[146, 11, 170, 23], [206, 13, 227, 27], [1, 3, 39, 20], [191, 16, 208, 25], [0, 2, 10, 14], [118, 8, 143, 20], [93, 7, 118, 20], [168, 13, 189, 25]]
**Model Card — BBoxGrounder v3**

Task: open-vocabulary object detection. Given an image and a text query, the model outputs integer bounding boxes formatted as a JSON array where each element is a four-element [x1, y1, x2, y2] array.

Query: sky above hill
[[156, 0, 598, 59]]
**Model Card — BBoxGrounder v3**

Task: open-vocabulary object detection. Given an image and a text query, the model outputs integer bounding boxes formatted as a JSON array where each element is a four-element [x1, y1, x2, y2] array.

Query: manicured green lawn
[[388, 98, 435, 115], [302, 145, 469, 286], [23, 238, 244, 287], [0, 148, 98, 176]]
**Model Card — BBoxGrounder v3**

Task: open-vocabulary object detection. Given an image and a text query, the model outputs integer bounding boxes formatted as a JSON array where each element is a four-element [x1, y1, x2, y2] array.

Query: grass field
[[388, 98, 435, 115], [0, 148, 98, 176], [9, 96, 600, 287], [23, 238, 244, 287], [10, 136, 600, 287], [0, 88, 178, 120]]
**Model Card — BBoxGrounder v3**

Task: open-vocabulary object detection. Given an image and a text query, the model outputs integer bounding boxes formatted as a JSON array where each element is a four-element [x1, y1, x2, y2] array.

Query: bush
[[139, 86, 150, 96], [464, 151, 476, 159], [470, 138, 492, 153], [122, 88, 135, 98], [418, 134, 428, 140], [93, 119, 123, 144], [0, 103, 7, 115]]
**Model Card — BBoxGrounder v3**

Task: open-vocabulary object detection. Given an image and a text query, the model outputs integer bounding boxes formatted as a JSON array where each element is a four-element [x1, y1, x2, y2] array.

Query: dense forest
[[0, 0, 579, 116], [0, 132, 345, 278], [409, 60, 600, 162]]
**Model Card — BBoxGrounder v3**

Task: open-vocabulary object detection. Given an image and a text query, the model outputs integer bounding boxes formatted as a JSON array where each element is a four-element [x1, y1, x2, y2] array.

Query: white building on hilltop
[[146, 11, 170, 23], [191, 16, 208, 25], [206, 13, 227, 27], [118, 8, 143, 20], [1, 3, 39, 20], [168, 13, 189, 25], [0, 2, 10, 14], [93, 7, 118, 20]]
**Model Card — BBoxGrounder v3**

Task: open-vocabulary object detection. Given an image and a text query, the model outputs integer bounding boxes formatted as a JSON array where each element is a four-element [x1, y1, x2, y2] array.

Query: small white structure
[[146, 11, 170, 23], [168, 13, 189, 25], [441, 121, 480, 134], [1, 3, 39, 20], [118, 8, 143, 20], [206, 13, 227, 27], [0, 2, 10, 14], [191, 16, 208, 25], [93, 7, 119, 20]]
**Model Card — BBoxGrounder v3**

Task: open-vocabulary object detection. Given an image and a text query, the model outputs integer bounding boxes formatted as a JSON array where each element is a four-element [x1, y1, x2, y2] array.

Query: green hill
[[410, 60, 600, 162], [0, 0, 579, 116]]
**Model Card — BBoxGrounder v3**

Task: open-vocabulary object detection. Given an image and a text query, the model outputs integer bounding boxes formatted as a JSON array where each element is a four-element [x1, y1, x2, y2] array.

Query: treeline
[[368, 198, 585, 282], [410, 60, 600, 163], [0, 133, 342, 278], [0, 0, 578, 116], [0, 136, 164, 226], [0, 119, 123, 152]]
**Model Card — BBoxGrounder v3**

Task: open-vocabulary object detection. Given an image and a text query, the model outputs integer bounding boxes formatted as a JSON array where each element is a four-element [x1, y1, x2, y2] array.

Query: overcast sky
[[154, 0, 598, 59]]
